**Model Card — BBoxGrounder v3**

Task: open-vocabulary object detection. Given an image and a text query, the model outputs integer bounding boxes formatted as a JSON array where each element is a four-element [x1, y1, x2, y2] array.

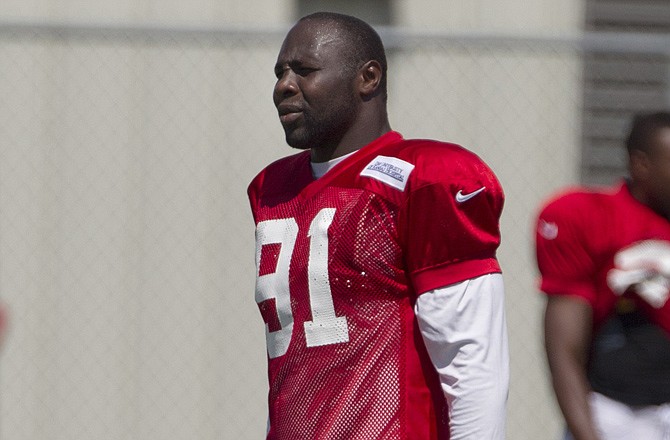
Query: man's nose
[[274, 70, 299, 99]]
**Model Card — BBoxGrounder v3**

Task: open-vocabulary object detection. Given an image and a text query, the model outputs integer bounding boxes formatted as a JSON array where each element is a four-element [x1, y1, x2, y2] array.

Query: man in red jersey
[[248, 12, 508, 439], [536, 111, 670, 440]]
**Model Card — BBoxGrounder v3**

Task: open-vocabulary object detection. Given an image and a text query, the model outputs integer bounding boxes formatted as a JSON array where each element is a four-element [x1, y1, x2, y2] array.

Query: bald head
[[298, 12, 388, 97], [626, 111, 670, 156]]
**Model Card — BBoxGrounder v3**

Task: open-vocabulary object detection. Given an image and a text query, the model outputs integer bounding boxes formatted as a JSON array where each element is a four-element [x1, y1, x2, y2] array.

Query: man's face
[[645, 127, 670, 219], [273, 20, 358, 153]]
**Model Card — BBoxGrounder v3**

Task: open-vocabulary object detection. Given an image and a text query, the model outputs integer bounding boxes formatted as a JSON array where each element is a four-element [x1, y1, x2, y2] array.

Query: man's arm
[[415, 273, 508, 440], [544, 295, 600, 440]]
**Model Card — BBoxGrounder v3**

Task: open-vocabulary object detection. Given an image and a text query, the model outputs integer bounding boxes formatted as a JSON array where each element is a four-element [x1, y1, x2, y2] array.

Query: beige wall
[[0, 0, 293, 26], [0, 37, 280, 440], [396, 0, 582, 33], [0, 2, 583, 439]]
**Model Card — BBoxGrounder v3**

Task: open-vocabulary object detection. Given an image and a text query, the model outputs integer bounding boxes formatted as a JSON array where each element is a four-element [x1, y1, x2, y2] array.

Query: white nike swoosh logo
[[455, 187, 486, 203]]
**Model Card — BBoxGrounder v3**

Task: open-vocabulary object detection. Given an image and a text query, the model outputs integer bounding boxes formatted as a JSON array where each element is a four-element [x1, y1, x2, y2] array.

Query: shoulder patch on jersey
[[538, 219, 559, 240], [360, 155, 414, 191]]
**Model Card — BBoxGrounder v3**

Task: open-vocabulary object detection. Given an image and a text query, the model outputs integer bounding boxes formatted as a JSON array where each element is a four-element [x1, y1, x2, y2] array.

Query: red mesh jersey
[[248, 131, 504, 440], [535, 183, 670, 333]]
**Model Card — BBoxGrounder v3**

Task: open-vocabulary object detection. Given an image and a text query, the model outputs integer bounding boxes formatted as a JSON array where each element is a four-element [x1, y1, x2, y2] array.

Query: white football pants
[[563, 392, 670, 440]]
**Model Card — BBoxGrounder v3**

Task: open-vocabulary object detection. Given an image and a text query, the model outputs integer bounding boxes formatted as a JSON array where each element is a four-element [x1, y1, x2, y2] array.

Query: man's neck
[[628, 180, 670, 220], [310, 122, 392, 163]]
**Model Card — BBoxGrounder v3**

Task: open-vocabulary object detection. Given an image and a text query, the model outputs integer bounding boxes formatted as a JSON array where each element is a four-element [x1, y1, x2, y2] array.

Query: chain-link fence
[[0, 21, 667, 440]]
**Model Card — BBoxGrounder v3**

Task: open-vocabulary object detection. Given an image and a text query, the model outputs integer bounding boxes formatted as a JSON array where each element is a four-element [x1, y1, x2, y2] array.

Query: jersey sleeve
[[399, 145, 504, 295], [535, 193, 598, 304]]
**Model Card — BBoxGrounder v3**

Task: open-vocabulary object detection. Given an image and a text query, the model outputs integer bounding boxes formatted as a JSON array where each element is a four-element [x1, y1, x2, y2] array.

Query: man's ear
[[358, 60, 383, 98]]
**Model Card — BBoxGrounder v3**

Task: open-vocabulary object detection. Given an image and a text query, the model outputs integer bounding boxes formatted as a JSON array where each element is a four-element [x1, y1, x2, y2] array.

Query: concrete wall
[[0, 0, 293, 26]]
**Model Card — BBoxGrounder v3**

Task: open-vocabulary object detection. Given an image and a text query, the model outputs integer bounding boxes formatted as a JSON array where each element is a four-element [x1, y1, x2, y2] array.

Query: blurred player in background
[[247, 12, 509, 440], [535, 111, 670, 440]]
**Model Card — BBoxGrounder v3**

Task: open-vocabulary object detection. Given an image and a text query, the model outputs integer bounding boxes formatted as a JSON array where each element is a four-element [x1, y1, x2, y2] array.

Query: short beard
[[284, 101, 357, 153]]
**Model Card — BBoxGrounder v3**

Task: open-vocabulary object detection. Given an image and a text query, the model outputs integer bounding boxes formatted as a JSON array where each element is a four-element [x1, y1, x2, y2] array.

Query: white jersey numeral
[[255, 218, 298, 359], [305, 208, 350, 347], [254, 208, 349, 359]]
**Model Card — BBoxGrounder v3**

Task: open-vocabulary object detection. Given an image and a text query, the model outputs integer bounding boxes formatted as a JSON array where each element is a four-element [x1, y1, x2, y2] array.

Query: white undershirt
[[416, 273, 509, 439], [311, 151, 356, 179]]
